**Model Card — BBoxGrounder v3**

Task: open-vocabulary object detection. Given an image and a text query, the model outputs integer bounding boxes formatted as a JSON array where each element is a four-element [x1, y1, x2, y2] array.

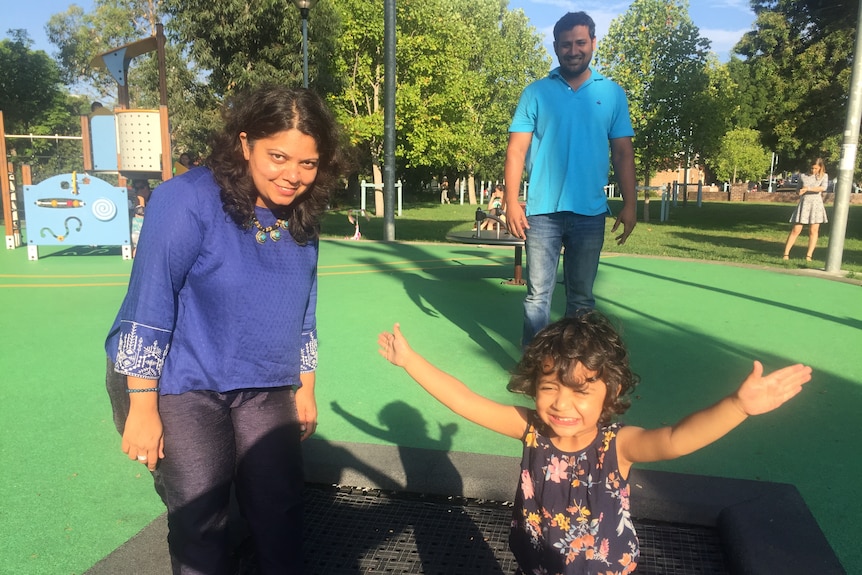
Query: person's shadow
[[313, 400, 509, 574], [332, 400, 462, 493]]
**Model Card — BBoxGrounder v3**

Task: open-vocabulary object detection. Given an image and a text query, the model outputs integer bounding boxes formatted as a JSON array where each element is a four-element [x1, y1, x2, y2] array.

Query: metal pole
[[382, 0, 396, 240], [301, 9, 309, 88], [826, 0, 862, 273]]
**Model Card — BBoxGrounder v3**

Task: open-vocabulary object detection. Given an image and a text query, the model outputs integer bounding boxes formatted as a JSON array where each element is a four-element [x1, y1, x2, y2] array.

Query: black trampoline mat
[[303, 484, 728, 574]]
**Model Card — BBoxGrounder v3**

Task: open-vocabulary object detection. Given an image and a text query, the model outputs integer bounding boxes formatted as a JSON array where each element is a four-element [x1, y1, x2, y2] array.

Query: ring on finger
[[137, 455, 147, 461]]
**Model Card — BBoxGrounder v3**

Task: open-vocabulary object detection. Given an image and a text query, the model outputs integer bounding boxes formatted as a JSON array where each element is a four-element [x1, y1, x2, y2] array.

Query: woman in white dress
[[783, 158, 828, 261]]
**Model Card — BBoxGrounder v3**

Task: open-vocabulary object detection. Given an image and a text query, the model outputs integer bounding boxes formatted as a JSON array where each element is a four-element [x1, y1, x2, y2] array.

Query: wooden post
[[81, 115, 93, 171], [0, 111, 16, 248], [159, 105, 172, 181]]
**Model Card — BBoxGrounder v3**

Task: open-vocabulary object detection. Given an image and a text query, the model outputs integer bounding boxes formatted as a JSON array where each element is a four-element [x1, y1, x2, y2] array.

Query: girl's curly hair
[[206, 85, 344, 245], [508, 312, 639, 424]]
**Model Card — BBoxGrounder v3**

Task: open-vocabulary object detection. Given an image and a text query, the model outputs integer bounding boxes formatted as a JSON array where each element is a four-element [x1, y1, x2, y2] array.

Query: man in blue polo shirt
[[504, 11, 637, 347]]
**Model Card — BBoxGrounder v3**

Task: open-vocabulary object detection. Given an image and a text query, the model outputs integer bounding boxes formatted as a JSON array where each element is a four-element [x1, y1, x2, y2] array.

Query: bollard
[[661, 188, 669, 222], [642, 189, 650, 223]]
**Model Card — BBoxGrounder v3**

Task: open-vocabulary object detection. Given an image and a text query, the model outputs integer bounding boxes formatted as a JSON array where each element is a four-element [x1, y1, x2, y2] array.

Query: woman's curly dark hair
[[508, 312, 639, 425], [207, 85, 344, 245]]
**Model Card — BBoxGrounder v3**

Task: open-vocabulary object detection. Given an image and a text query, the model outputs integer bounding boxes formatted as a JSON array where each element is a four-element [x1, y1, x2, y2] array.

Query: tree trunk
[[467, 170, 477, 205], [642, 158, 651, 223]]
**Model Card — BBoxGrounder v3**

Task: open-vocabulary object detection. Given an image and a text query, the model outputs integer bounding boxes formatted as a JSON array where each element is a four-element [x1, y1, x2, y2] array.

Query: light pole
[[291, 0, 318, 88]]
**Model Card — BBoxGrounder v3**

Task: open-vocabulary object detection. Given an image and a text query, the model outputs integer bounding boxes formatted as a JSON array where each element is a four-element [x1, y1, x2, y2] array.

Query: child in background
[[377, 312, 811, 575], [480, 183, 506, 231], [128, 179, 151, 258]]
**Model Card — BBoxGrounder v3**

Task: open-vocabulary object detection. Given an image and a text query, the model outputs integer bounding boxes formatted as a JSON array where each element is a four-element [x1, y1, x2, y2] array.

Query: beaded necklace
[[251, 216, 288, 244]]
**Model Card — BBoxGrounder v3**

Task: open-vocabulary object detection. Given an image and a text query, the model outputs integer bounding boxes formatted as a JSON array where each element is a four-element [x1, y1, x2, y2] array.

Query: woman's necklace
[[251, 216, 288, 244]]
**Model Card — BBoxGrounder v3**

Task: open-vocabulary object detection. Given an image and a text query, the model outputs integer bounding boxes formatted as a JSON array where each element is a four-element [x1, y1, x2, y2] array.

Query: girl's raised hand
[[734, 361, 812, 416], [378, 323, 412, 367]]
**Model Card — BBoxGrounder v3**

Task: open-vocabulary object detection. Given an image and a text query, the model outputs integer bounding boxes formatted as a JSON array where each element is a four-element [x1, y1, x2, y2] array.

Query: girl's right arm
[[378, 324, 527, 439], [122, 375, 164, 471]]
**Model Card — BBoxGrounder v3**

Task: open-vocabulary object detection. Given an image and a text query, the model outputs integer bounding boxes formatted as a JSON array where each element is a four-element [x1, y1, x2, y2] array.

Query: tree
[[47, 1, 160, 99], [596, 0, 712, 187], [163, 0, 341, 95], [688, 55, 735, 166], [52, 0, 548, 206], [0, 31, 85, 182], [47, 0, 223, 164], [0, 31, 64, 130], [433, 2, 550, 200], [712, 128, 771, 184], [327, 0, 547, 208], [734, 0, 858, 171], [468, 7, 550, 181], [725, 54, 769, 132]]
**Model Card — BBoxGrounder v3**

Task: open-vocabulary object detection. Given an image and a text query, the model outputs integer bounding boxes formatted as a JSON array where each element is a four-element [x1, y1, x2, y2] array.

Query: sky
[[508, 0, 756, 62], [5, 0, 755, 63]]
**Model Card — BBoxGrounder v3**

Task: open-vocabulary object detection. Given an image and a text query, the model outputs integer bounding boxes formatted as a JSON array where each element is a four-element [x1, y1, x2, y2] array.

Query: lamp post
[[291, 0, 319, 88]]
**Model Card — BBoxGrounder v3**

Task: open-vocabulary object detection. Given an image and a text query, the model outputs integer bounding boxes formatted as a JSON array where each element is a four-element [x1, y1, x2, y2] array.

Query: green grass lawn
[[320, 199, 862, 276]]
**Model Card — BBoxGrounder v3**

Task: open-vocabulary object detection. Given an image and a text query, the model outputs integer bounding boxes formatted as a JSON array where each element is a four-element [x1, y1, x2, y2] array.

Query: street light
[[291, 0, 319, 88]]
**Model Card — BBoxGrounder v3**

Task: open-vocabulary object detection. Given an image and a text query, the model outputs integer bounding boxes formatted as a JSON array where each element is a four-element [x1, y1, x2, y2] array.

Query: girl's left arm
[[618, 361, 811, 466]]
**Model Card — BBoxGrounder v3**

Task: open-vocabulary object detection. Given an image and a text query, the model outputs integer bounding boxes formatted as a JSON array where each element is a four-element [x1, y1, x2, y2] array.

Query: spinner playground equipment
[[1, 25, 172, 260]]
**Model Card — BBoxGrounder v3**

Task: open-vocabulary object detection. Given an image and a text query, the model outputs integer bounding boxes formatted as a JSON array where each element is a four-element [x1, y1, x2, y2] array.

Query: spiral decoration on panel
[[91, 198, 118, 221]]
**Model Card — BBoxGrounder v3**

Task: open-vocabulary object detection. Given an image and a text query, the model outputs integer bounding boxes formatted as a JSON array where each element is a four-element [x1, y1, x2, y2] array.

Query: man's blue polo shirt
[[509, 67, 634, 217]]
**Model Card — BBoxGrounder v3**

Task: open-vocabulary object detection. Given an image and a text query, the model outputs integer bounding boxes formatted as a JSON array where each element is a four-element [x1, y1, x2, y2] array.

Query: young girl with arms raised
[[378, 312, 811, 575]]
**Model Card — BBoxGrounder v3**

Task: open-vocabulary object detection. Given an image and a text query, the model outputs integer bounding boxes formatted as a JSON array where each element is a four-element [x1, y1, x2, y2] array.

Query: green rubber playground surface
[[1, 229, 859, 574]]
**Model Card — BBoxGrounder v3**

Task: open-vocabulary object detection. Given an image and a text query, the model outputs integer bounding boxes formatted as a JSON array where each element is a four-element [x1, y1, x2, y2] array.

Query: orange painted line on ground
[[317, 256, 493, 269], [0, 283, 130, 288], [319, 262, 507, 277], [0, 274, 131, 278], [0, 263, 510, 286], [0, 256, 514, 286]]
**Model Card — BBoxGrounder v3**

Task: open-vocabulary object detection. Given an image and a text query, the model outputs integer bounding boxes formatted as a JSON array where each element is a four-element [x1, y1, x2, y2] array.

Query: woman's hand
[[296, 372, 318, 440], [121, 404, 164, 472]]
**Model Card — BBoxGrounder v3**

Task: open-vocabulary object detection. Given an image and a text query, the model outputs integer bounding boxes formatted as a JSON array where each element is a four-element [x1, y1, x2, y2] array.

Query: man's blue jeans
[[522, 212, 606, 346]]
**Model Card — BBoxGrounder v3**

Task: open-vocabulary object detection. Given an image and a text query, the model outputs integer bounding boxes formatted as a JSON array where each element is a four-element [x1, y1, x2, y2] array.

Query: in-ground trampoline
[[86, 440, 845, 575]]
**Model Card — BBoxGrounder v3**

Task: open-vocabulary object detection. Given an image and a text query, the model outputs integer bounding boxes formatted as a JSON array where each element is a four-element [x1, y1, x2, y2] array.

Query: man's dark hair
[[553, 12, 596, 41]]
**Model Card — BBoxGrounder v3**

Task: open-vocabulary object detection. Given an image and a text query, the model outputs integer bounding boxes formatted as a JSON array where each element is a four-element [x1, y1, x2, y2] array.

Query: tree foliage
[[162, 0, 341, 95], [734, 0, 858, 171], [47, 0, 162, 98], [713, 128, 771, 183], [0, 31, 87, 181], [46, 0, 224, 162], [28, 0, 862, 193], [596, 0, 713, 187], [0, 32, 64, 130], [165, 0, 547, 194]]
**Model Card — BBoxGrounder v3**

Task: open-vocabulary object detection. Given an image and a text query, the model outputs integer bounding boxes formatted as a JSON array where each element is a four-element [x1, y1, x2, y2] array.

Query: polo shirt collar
[[549, 66, 605, 89]]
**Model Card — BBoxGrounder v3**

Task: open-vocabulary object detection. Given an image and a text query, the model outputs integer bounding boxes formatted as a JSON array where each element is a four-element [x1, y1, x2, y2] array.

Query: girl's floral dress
[[510, 414, 638, 575]]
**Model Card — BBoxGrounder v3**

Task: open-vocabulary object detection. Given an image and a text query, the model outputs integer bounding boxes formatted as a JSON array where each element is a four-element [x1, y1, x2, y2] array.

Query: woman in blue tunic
[[105, 86, 344, 574], [783, 158, 829, 261]]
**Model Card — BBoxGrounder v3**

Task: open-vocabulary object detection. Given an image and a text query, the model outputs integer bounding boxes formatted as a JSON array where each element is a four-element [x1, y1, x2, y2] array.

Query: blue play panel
[[23, 173, 130, 258]]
